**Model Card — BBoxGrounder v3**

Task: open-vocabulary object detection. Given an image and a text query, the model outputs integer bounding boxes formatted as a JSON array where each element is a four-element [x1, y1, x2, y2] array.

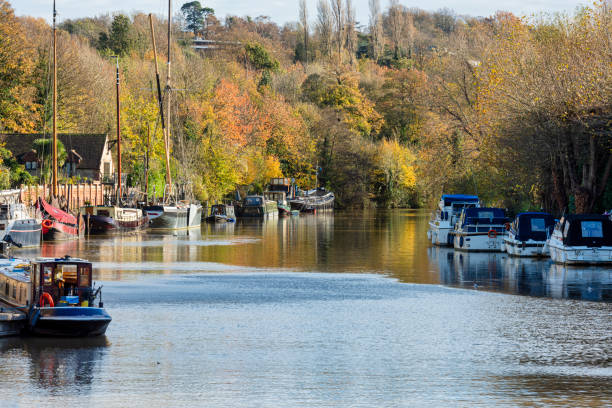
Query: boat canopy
[[442, 195, 479, 206], [461, 207, 507, 227], [514, 212, 555, 242], [40, 199, 77, 225], [559, 214, 612, 247]]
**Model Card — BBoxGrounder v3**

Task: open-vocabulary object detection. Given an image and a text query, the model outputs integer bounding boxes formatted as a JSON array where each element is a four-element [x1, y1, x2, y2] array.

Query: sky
[[12, 0, 587, 26]]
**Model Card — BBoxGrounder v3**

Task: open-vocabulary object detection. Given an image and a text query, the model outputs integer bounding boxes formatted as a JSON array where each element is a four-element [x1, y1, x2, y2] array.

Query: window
[[478, 211, 494, 219], [43, 266, 53, 285], [530, 218, 546, 232], [25, 162, 31, 169], [581, 221, 603, 238], [103, 162, 110, 176], [31, 161, 37, 169]]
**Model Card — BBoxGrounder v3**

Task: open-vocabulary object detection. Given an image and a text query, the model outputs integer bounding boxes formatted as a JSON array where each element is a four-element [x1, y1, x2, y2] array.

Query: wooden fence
[[19, 183, 106, 211]]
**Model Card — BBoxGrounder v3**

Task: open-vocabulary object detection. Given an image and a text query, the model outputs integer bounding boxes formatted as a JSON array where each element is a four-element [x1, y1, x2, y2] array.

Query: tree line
[[0, 0, 610, 213]]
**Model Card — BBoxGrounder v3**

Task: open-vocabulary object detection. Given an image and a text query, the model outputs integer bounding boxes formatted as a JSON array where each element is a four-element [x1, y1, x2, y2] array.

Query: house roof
[[0, 133, 109, 170]]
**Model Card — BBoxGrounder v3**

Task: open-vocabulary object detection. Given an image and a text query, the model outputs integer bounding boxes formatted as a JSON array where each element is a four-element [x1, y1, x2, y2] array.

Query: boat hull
[[148, 205, 202, 230], [0, 312, 26, 337], [548, 242, 612, 265], [454, 232, 505, 252], [428, 222, 453, 246], [29, 307, 111, 337], [504, 237, 548, 257], [85, 214, 149, 234], [4, 219, 41, 248]]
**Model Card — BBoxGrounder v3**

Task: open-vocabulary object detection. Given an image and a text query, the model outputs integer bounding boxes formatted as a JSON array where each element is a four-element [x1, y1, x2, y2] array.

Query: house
[[0, 133, 114, 182]]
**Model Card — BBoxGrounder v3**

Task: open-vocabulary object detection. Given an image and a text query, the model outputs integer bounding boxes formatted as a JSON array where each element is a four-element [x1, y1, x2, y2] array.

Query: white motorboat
[[547, 214, 612, 265], [427, 194, 479, 246], [453, 207, 509, 252], [504, 212, 556, 257]]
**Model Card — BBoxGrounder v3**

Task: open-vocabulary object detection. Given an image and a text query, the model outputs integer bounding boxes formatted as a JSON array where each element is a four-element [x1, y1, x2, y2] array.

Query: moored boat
[[0, 201, 42, 248], [0, 255, 111, 337], [289, 188, 335, 212], [453, 207, 510, 252], [145, 201, 202, 230], [240, 195, 278, 218], [547, 214, 612, 265], [81, 205, 148, 234], [427, 194, 479, 246], [264, 191, 290, 216], [38, 198, 84, 241], [205, 204, 236, 223], [504, 212, 555, 257]]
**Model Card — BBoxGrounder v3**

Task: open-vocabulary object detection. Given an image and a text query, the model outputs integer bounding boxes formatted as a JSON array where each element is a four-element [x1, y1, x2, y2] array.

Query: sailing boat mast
[[148, 13, 172, 196], [52, 0, 58, 197], [112, 56, 122, 201], [165, 0, 173, 197]]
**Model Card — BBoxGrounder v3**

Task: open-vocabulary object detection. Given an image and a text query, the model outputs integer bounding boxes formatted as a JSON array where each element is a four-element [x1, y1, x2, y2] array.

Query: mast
[[165, 0, 173, 196], [52, 0, 58, 197], [148, 14, 172, 194], [113, 56, 122, 202]]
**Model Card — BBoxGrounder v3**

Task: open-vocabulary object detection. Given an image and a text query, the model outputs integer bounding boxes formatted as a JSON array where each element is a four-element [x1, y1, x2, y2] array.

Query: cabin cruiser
[[80, 205, 148, 233], [240, 195, 278, 218], [205, 204, 236, 223], [427, 194, 479, 246], [0, 202, 41, 248], [0, 254, 111, 337], [547, 214, 612, 265], [453, 207, 510, 252], [504, 212, 555, 257]]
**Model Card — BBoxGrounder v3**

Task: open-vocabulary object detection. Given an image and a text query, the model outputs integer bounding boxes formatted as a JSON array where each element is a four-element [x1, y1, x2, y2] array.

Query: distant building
[[0, 133, 114, 182]]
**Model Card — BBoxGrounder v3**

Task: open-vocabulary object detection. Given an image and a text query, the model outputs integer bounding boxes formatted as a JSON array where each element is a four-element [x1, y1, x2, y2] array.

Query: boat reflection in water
[[428, 247, 612, 301], [0, 336, 108, 392]]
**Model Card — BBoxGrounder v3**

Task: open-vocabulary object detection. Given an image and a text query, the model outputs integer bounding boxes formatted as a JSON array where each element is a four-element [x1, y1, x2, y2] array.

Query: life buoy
[[39, 292, 54, 308], [41, 219, 53, 234], [488, 230, 498, 239]]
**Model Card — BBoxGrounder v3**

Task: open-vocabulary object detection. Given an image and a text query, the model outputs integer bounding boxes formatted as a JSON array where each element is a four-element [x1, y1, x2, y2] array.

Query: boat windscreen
[[581, 221, 603, 238]]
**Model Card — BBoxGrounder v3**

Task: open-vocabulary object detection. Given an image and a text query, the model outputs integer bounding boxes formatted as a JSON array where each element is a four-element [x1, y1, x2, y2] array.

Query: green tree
[[33, 139, 67, 183], [181, 2, 214, 36], [99, 14, 133, 55]]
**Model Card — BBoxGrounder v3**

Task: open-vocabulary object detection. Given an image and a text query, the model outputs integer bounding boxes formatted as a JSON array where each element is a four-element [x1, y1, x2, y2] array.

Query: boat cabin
[[437, 194, 479, 221], [264, 191, 287, 205], [210, 204, 235, 218], [80, 206, 143, 222], [510, 212, 556, 242], [554, 215, 612, 248], [32, 258, 94, 308], [458, 207, 509, 233]]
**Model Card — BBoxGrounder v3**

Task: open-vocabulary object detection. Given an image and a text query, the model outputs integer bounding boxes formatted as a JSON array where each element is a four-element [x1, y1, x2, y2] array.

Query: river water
[[1, 210, 610, 407]]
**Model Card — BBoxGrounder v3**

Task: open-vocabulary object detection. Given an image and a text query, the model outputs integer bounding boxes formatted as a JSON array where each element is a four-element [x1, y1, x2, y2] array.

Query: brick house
[[0, 133, 114, 182]]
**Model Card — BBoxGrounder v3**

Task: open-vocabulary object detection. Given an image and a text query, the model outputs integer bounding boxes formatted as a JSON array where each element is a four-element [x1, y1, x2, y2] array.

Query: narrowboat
[[38, 198, 84, 241], [547, 214, 612, 265], [80, 205, 149, 234], [0, 255, 111, 337], [427, 194, 479, 246], [504, 212, 556, 257], [205, 204, 236, 223], [453, 207, 510, 252], [240, 195, 278, 218], [0, 202, 42, 248]]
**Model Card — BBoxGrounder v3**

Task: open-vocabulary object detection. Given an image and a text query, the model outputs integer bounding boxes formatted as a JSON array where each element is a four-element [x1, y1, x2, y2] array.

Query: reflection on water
[[0, 336, 108, 397], [429, 247, 612, 302], [1, 210, 611, 407]]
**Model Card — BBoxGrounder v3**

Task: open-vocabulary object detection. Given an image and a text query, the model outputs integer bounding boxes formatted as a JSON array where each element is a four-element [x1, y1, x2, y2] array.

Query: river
[[1, 210, 610, 407]]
